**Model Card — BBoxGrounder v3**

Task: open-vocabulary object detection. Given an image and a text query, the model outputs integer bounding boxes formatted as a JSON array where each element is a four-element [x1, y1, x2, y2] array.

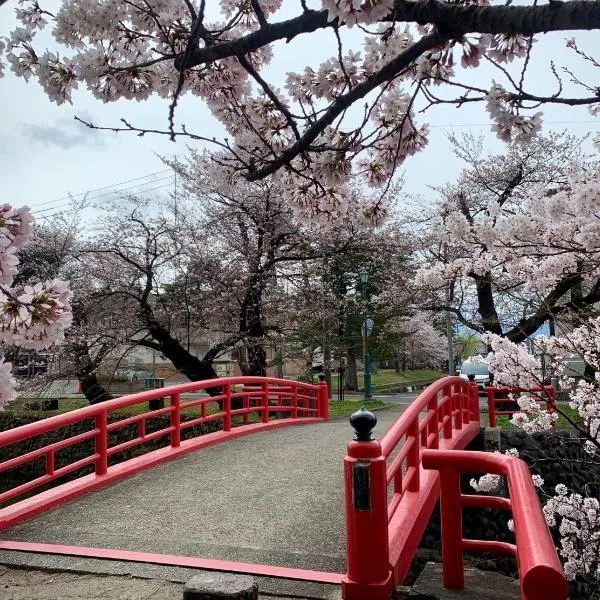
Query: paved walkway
[[0, 406, 408, 596]]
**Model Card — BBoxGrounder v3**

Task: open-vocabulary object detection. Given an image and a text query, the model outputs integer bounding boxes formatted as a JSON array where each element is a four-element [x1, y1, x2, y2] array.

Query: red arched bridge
[[0, 376, 567, 600]]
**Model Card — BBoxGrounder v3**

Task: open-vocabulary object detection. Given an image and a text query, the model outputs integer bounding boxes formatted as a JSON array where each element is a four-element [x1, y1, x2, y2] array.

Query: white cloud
[[21, 114, 107, 149]]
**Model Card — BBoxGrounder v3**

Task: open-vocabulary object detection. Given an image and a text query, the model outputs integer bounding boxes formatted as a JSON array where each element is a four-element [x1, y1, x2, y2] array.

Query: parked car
[[458, 358, 490, 393]]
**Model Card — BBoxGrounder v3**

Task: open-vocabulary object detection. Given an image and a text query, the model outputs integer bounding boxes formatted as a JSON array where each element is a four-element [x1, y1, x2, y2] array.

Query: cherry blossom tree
[[414, 133, 600, 342], [0, 205, 72, 408], [2, 1, 600, 220], [475, 329, 600, 594], [378, 311, 446, 371]]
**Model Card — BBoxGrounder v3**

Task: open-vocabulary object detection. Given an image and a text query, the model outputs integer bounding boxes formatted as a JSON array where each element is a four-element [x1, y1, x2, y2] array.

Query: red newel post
[[318, 372, 329, 420], [342, 408, 393, 600]]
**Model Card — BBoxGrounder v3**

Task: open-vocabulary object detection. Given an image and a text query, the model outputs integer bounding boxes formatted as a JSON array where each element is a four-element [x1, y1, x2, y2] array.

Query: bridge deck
[[0, 407, 406, 574]]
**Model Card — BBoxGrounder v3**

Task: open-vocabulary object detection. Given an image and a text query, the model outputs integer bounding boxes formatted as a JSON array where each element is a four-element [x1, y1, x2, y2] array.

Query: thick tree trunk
[[147, 323, 220, 386], [237, 279, 268, 377], [79, 370, 113, 405], [475, 275, 503, 336], [69, 303, 113, 405], [345, 345, 358, 391], [242, 339, 267, 377]]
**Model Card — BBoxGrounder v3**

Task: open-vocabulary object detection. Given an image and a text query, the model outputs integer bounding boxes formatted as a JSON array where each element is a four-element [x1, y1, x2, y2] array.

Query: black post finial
[[467, 374, 475, 382], [350, 407, 377, 441], [318, 372, 326, 382]]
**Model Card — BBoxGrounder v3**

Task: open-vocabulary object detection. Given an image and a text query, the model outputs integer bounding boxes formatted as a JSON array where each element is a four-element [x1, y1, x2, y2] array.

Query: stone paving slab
[[0, 565, 331, 600], [0, 407, 407, 596]]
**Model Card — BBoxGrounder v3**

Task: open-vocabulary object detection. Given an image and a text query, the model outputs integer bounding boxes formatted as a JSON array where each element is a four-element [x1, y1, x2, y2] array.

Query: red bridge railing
[[342, 376, 567, 600], [486, 385, 555, 427], [0, 376, 328, 531], [342, 376, 480, 600], [422, 450, 568, 600]]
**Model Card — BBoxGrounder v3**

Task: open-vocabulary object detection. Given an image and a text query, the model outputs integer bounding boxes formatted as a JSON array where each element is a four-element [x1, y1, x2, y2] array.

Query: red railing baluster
[[438, 466, 464, 590], [453, 382, 463, 430], [407, 420, 420, 492], [46, 450, 55, 477], [224, 383, 232, 432], [262, 380, 270, 423], [462, 383, 470, 425], [470, 382, 480, 423], [243, 391, 249, 425], [443, 384, 452, 439], [427, 395, 439, 449], [292, 383, 298, 419], [95, 410, 108, 476], [170, 391, 181, 448], [487, 387, 497, 427]]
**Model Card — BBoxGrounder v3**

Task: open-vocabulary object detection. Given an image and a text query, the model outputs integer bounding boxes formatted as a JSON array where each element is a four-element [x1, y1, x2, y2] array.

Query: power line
[[35, 182, 176, 220], [30, 169, 172, 209], [31, 175, 175, 215]]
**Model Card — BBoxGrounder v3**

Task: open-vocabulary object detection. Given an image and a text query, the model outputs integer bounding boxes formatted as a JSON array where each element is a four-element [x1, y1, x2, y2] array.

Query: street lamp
[[358, 268, 373, 402]]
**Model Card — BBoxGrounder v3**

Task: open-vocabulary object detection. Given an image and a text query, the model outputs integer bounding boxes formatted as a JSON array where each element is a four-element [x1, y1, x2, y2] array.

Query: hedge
[[0, 411, 222, 507]]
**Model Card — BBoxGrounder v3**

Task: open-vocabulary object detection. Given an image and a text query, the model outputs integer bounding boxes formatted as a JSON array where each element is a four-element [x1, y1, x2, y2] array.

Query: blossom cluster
[[0, 204, 72, 409], [543, 485, 600, 582], [417, 166, 600, 292], [0, 1, 553, 221], [0, 279, 73, 351]]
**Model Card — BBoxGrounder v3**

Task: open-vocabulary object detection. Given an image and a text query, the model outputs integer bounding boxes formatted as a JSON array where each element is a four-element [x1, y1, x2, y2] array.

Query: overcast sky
[[1, 2, 598, 223]]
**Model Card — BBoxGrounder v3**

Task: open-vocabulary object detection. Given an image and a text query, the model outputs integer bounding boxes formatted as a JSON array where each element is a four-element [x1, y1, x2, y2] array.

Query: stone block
[[409, 562, 520, 600], [183, 573, 258, 600]]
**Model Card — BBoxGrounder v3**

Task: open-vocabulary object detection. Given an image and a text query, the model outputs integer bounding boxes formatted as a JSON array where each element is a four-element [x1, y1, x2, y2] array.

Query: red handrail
[[0, 376, 328, 530], [342, 376, 481, 600], [486, 386, 555, 427], [422, 449, 567, 600]]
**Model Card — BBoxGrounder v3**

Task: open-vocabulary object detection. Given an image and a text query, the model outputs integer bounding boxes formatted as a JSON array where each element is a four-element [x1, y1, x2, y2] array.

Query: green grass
[[328, 400, 391, 418], [494, 405, 580, 428], [329, 368, 445, 392]]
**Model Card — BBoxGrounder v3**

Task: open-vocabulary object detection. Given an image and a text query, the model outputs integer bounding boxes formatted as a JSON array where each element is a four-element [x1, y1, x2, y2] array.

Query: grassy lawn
[[328, 400, 391, 418], [494, 405, 580, 428], [329, 368, 445, 392]]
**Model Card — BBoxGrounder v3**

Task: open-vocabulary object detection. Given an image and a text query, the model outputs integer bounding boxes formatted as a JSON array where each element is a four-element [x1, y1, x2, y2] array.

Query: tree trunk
[[241, 338, 267, 377], [273, 348, 284, 379], [474, 275, 503, 336], [79, 370, 113, 405], [147, 323, 220, 385], [345, 345, 358, 390], [237, 279, 267, 377]]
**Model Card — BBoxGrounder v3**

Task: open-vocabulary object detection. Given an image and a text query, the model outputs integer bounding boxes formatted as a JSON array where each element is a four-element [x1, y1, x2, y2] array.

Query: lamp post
[[359, 268, 373, 402]]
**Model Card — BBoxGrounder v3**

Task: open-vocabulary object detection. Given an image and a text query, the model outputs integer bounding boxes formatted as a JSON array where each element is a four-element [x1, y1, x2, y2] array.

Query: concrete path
[[0, 406, 407, 583]]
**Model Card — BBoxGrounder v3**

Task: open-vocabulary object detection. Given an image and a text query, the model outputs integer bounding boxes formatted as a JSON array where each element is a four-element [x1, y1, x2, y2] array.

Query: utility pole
[[359, 268, 372, 402]]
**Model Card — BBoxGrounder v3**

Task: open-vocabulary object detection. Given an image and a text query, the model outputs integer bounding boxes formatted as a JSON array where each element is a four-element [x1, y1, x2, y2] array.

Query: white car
[[458, 359, 490, 393]]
